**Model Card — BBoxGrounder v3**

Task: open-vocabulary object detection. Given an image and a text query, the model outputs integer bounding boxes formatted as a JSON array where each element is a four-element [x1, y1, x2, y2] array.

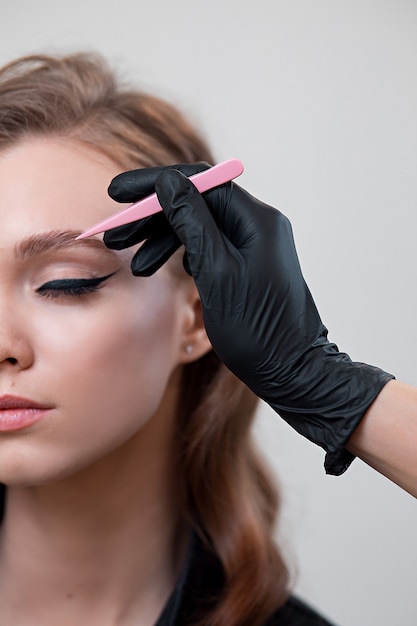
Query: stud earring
[[184, 344, 193, 354]]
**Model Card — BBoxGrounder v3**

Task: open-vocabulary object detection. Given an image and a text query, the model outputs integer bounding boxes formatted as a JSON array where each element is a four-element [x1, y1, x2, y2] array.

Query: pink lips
[[0, 394, 52, 432]]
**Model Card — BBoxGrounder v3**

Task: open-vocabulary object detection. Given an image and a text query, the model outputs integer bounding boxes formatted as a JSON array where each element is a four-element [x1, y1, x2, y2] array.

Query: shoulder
[[264, 595, 338, 626]]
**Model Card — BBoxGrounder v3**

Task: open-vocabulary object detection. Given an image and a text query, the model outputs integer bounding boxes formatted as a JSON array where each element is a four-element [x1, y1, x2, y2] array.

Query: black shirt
[[156, 532, 337, 625]]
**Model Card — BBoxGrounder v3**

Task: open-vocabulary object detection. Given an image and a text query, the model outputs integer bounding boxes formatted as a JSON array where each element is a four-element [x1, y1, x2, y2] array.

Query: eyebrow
[[14, 229, 117, 261]]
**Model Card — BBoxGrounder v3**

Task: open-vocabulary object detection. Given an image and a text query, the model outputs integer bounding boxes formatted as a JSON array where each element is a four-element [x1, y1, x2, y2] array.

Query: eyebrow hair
[[14, 229, 117, 261]]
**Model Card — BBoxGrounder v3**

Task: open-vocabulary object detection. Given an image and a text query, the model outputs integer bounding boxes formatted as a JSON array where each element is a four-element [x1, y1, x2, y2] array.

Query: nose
[[0, 304, 34, 371]]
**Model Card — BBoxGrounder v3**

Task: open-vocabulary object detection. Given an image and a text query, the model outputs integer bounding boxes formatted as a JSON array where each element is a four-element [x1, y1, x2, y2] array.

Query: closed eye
[[36, 273, 116, 299]]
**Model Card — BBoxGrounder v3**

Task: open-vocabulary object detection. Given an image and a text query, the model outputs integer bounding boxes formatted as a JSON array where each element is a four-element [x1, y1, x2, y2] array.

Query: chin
[[0, 448, 89, 488], [0, 465, 65, 488]]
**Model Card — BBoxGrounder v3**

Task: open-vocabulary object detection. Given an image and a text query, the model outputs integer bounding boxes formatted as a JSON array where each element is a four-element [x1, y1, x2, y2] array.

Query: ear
[[176, 280, 213, 364]]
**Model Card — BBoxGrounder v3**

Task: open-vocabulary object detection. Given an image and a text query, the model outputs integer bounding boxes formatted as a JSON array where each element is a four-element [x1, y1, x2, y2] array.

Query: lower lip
[[0, 408, 51, 432]]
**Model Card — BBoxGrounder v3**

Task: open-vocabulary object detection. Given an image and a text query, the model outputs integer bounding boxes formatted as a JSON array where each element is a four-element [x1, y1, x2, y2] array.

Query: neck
[[0, 406, 188, 626]]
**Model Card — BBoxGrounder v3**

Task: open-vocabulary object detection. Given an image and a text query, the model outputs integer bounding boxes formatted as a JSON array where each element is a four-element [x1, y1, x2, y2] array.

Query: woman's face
[[0, 137, 203, 486]]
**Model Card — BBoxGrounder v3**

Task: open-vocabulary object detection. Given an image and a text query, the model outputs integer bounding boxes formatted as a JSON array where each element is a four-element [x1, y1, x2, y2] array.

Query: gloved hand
[[105, 164, 394, 475]]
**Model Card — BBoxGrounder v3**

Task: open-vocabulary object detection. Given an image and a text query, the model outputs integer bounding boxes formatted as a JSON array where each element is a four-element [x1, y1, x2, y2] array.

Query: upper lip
[[0, 394, 52, 410]]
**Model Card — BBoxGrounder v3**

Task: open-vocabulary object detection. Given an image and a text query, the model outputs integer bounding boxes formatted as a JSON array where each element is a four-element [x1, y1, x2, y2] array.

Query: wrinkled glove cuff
[[323, 370, 395, 475], [266, 356, 395, 476]]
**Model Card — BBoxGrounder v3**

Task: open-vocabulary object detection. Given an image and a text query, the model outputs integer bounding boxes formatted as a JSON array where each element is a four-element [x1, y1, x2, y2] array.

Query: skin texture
[[0, 137, 212, 625]]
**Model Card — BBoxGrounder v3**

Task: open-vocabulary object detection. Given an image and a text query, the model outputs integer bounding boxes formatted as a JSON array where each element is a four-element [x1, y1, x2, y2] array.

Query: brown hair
[[0, 52, 289, 625]]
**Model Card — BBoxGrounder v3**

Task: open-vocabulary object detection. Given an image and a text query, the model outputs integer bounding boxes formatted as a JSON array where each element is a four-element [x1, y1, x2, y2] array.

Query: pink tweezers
[[77, 158, 244, 239]]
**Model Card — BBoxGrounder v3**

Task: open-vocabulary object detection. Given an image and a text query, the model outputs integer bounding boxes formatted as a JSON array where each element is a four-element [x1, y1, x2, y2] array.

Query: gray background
[[2, 1, 417, 624]]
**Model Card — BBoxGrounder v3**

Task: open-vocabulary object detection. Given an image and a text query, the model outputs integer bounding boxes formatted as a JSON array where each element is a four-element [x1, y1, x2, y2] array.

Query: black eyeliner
[[37, 272, 117, 293]]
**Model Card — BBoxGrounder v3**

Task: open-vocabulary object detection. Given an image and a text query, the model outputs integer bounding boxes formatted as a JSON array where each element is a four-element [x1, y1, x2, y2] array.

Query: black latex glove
[[105, 164, 394, 475]]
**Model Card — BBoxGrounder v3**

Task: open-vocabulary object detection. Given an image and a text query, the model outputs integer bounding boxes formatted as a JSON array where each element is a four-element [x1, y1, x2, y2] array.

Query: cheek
[[33, 277, 181, 431]]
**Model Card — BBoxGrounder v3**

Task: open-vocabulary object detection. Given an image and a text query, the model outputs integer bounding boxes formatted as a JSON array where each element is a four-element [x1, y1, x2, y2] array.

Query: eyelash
[[36, 273, 115, 300]]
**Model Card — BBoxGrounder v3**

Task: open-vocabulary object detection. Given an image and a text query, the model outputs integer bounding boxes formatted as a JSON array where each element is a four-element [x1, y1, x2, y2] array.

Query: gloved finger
[[105, 209, 186, 276], [103, 212, 170, 249], [155, 169, 233, 277], [108, 162, 210, 203], [130, 230, 182, 276], [202, 182, 280, 249]]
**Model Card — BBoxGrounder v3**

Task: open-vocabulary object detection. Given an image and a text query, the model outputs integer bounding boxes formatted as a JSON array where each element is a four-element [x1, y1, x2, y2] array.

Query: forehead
[[0, 137, 125, 244]]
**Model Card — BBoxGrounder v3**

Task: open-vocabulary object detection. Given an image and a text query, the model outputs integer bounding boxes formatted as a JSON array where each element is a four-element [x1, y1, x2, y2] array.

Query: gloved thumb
[[155, 168, 230, 280]]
